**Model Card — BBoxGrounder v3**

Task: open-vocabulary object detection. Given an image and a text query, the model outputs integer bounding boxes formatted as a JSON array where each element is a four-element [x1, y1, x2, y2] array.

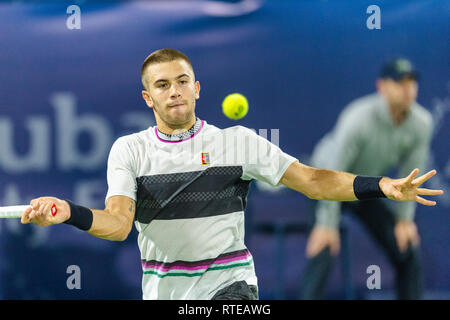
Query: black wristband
[[64, 200, 94, 231], [353, 176, 386, 200]]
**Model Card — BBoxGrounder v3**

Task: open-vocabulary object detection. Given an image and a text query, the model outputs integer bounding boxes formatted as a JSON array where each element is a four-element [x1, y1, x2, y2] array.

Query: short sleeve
[[105, 137, 138, 204], [239, 127, 298, 186]]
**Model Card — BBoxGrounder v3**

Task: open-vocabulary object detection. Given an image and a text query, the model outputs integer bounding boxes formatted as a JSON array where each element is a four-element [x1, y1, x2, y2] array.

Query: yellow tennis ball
[[222, 93, 249, 120]]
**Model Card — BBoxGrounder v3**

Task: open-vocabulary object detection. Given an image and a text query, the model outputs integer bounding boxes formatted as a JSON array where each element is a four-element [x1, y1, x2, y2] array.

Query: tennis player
[[20, 49, 443, 300]]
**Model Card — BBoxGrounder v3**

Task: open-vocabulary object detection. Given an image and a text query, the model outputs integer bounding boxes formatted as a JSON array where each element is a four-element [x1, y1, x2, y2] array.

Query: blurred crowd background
[[0, 0, 448, 299]]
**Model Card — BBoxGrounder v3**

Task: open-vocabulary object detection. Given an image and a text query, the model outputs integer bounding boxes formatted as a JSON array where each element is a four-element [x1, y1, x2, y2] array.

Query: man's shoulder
[[335, 93, 379, 128], [344, 93, 381, 114], [112, 127, 153, 149], [410, 102, 433, 129], [204, 124, 257, 137], [223, 125, 255, 134]]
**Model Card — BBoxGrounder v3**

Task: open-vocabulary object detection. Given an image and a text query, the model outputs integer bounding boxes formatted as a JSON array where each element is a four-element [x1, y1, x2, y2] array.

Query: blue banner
[[0, 0, 448, 299]]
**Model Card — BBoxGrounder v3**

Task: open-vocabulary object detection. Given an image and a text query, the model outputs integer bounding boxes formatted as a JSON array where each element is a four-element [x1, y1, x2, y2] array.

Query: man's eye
[[180, 80, 188, 84], [159, 83, 168, 88]]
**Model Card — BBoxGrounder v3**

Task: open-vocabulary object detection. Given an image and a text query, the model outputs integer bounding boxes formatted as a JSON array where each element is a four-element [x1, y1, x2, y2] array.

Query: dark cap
[[380, 58, 419, 81]]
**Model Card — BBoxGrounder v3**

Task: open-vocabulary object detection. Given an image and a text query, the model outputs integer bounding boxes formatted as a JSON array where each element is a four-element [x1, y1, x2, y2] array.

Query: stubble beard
[[155, 99, 196, 130]]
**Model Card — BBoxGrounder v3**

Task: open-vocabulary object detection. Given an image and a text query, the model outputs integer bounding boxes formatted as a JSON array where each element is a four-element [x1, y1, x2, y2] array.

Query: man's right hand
[[306, 226, 341, 258], [21, 197, 71, 226]]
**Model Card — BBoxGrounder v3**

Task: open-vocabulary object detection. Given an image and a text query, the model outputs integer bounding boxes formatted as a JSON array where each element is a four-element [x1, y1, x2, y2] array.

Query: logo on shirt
[[201, 152, 210, 165]]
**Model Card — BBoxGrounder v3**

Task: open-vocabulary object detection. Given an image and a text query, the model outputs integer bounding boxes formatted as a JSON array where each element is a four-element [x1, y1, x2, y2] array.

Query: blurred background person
[[299, 58, 433, 300]]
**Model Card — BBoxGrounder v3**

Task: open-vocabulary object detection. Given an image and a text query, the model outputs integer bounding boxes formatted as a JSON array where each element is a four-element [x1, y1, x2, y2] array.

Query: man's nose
[[170, 83, 182, 98]]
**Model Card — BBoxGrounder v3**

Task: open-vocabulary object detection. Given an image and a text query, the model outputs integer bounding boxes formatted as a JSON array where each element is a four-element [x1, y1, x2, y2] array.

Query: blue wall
[[0, 0, 448, 299]]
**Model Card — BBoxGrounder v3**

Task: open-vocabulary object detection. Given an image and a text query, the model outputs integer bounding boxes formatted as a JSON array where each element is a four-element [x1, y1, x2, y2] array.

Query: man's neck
[[387, 103, 409, 126], [157, 116, 196, 135]]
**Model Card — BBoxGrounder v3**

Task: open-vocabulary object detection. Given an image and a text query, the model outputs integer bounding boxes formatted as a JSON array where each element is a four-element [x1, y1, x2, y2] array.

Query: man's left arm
[[279, 160, 443, 205], [238, 125, 442, 205]]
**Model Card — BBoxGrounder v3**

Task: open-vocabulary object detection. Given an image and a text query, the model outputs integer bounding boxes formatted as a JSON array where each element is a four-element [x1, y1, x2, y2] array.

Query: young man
[[21, 50, 443, 300], [300, 58, 434, 300]]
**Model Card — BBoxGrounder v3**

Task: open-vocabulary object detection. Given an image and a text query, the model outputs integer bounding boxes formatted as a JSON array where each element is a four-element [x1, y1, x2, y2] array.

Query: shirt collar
[[375, 93, 414, 127], [156, 117, 202, 142]]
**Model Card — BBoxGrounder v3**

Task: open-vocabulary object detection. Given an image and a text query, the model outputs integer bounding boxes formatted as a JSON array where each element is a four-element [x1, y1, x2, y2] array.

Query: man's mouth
[[169, 102, 185, 108]]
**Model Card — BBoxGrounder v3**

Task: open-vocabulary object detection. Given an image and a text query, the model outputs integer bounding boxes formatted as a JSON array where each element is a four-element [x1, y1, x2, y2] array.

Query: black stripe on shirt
[[135, 166, 251, 223]]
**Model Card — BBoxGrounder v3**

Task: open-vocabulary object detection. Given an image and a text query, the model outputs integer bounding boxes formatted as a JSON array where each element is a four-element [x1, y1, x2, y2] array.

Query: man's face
[[377, 76, 418, 113], [142, 59, 200, 128]]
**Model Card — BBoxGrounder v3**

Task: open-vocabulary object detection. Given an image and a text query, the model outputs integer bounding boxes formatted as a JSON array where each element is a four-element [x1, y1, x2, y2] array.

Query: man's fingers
[[393, 189, 403, 200], [34, 198, 45, 218], [406, 168, 419, 182], [409, 230, 420, 247], [41, 201, 53, 218], [398, 239, 407, 252], [330, 239, 341, 256], [21, 206, 33, 224], [30, 198, 41, 211], [29, 199, 44, 219], [396, 234, 406, 252], [417, 188, 444, 196], [306, 238, 325, 258], [412, 232, 420, 247], [35, 203, 44, 217], [385, 184, 403, 200], [415, 195, 436, 206], [412, 169, 437, 186], [395, 229, 407, 252], [306, 241, 319, 258]]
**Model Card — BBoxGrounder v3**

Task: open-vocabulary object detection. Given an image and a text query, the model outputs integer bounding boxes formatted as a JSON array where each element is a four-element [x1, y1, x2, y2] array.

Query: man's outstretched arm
[[280, 161, 443, 205], [21, 195, 135, 241]]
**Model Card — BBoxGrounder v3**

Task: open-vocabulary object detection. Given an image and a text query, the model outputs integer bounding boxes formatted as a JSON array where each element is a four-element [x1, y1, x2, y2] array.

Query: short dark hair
[[141, 48, 194, 90]]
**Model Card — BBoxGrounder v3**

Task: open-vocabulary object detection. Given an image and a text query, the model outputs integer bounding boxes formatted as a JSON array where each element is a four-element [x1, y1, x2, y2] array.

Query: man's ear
[[195, 81, 200, 100], [142, 90, 154, 108]]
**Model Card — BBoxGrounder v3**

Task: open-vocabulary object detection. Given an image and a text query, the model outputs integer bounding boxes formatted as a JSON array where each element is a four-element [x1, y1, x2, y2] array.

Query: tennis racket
[[0, 204, 58, 219]]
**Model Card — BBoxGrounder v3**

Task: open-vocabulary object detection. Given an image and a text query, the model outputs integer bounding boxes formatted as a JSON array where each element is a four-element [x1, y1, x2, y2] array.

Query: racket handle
[[0, 205, 30, 218], [0, 204, 58, 219]]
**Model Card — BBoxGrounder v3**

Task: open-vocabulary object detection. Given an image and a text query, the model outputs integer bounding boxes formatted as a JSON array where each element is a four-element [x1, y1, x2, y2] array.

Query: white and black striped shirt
[[105, 119, 298, 299]]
